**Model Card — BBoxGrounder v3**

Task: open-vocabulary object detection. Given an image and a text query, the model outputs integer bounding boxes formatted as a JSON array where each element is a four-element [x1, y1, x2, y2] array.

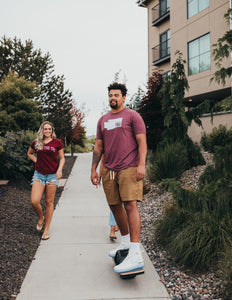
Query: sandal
[[109, 226, 117, 240], [42, 232, 50, 240], [36, 216, 44, 232]]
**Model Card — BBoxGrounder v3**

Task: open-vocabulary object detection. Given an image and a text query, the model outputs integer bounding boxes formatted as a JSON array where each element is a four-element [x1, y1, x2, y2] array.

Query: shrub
[[154, 144, 232, 271], [220, 241, 232, 299], [213, 96, 232, 112], [0, 130, 36, 180], [147, 142, 188, 182], [64, 144, 86, 153], [160, 127, 206, 169], [200, 125, 232, 152]]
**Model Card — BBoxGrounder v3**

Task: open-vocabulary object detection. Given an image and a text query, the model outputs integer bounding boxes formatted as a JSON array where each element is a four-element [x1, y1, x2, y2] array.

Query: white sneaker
[[109, 240, 130, 258], [113, 248, 144, 273]]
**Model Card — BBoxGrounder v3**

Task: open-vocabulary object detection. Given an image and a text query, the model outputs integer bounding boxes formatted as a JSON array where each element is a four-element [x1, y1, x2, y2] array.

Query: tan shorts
[[102, 166, 143, 205]]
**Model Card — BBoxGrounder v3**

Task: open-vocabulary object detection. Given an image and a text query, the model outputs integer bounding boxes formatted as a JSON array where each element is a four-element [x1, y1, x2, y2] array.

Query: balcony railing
[[152, 2, 170, 26], [152, 41, 170, 65]]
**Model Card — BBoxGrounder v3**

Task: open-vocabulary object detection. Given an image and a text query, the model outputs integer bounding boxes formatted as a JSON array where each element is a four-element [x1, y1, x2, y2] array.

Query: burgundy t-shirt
[[96, 108, 146, 171], [31, 139, 63, 175]]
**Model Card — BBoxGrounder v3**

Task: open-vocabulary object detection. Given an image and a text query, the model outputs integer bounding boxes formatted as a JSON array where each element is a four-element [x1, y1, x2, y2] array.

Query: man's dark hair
[[107, 82, 128, 96]]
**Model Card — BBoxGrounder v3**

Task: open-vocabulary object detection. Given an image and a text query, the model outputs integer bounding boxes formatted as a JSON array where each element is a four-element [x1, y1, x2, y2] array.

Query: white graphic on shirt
[[43, 146, 56, 152], [104, 118, 123, 131]]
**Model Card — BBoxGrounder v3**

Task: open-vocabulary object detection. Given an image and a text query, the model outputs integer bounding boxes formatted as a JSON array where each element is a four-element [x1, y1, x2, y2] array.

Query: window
[[188, 33, 210, 75], [187, 0, 209, 19], [160, 30, 170, 59], [159, 0, 170, 17]]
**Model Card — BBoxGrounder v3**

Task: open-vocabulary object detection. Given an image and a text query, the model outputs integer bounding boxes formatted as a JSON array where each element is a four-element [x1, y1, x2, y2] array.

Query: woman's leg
[[43, 183, 57, 235], [31, 182, 45, 223], [109, 210, 117, 226]]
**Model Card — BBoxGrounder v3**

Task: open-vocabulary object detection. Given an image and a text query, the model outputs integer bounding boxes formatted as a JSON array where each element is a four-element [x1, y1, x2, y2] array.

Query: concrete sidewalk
[[16, 153, 170, 300]]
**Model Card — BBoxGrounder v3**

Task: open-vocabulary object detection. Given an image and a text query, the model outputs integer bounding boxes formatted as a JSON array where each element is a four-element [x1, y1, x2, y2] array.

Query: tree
[[40, 74, 73, 143], [0, 72, 43, 134], [137, 70, 164, 152], [0, 36, 54, 85], [211, 8, 232, 86], [67, 104, 86, 147], [126, 86, 145, 111], [159, 51, 208, 167]]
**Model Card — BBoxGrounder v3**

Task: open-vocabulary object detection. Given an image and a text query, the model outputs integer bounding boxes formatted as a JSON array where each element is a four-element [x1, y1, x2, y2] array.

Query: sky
[[0, 0, 148, 136]]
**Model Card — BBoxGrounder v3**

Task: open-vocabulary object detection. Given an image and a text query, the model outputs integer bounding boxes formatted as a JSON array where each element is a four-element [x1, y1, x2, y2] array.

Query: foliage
[[0, 36, 54, 85], [0, 73, 43, 135], [212, 96, 232, 112], [211, 8, 232, 86], [0, 131, 36, 179], [220, 242, 232, 299], [40, 74, 73, 143], [200, 125, 232, 152], [147, 142, 188, 182], [154, 145, 232, 271], [64, 144, 87, 153], [159, 51, 190, 133], [0, 36, 86, 145], [158, 52, 208, 168], [137, 70, 164, 152], [67, 104, 86, 147], [126, 86, 145, 111]]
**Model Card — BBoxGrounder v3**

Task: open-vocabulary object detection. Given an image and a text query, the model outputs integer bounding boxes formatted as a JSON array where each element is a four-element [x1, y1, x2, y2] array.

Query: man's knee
[[124, 201, 138, 213]]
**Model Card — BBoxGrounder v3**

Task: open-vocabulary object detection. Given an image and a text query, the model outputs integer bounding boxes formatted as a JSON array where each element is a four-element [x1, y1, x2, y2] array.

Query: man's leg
[[108, 203, 130, 257], [113, 201, 144, 273], [123, 200, 141, 242], [110, 203, 129, 236]]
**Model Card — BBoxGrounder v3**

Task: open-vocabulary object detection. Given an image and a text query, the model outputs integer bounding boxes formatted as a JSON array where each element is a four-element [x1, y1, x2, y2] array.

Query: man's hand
[[135, 165, 145, 181], [91, 169, 100, 186]]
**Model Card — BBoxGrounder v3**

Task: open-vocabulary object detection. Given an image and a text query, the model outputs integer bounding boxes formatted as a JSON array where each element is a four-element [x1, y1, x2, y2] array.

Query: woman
[[99, 154, 118, 240], [27, 121, 65, 240]]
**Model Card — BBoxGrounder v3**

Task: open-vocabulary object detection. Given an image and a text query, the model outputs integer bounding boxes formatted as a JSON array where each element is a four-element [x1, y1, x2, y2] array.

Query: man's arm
[[91, 139, 103, 185], [135, 133, 147, 181]]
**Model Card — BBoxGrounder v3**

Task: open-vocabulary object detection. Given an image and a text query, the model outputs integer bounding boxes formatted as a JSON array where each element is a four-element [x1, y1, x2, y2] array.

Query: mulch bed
[[0, 156, 76, 300]]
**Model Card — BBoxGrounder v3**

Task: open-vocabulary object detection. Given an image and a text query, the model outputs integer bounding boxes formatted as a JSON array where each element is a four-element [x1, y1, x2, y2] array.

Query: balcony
[[152, 41, 170, 66], [152, 2, 170, 26]]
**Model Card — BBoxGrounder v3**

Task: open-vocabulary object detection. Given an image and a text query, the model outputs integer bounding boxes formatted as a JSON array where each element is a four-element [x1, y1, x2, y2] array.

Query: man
[[91, 82, 147, 273]]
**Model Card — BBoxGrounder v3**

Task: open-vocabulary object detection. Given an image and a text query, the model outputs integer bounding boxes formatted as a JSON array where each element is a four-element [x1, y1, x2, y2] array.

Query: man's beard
[[110, 101, 118, 109]]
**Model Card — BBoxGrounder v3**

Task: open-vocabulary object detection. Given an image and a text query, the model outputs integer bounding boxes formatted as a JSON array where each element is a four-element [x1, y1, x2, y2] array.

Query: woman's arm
[[27, 147, 37, 163], [56, 149, 65, 180]]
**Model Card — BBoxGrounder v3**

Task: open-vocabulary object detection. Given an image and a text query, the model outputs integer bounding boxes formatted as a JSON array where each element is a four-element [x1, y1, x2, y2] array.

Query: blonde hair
[[35, 121, 56, 150]]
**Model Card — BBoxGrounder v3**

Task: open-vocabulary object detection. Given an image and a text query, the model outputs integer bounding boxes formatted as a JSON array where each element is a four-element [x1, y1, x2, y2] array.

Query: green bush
[[160, 127, 206, 169], [154, 144, 232, 271], [0, 130, 36, 180], [213, 96, 232, 112], [200, 125, 232, 153], [147, 142, 188, 182], [220, 242, 232, 299], [64, 144, 86, 153]]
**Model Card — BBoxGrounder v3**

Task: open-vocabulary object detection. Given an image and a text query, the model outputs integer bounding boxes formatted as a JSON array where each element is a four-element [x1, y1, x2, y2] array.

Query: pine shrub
[[200, 125, 232, 153], [147, 142, 188, 182]]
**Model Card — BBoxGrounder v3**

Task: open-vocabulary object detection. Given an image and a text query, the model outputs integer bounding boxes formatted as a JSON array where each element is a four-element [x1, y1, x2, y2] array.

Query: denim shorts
[[32, 170, 59, 186]]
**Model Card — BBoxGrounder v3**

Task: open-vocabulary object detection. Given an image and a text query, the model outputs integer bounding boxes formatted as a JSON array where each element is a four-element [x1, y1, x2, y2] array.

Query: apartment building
[[138, 0, 232, 142]]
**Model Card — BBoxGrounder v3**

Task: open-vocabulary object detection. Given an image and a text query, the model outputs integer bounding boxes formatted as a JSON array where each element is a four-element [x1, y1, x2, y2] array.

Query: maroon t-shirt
[[31, 139, 63, 175], [96, 108, 146, 171]]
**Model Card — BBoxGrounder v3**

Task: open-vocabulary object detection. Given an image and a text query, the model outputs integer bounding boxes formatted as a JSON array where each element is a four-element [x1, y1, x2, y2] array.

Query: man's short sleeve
[[131, 111, 146, 135], [96, 118, 103, 140]]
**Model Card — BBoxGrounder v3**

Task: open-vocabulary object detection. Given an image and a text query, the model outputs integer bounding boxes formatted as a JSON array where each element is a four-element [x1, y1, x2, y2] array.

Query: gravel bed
[[138, 152, 224, 300]]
